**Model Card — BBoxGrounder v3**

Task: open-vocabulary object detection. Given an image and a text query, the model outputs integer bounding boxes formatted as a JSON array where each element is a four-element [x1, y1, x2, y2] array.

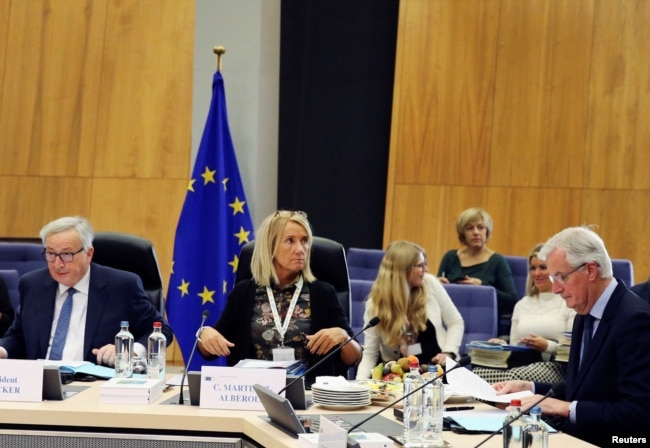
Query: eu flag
[[166, 71, 254, 371]]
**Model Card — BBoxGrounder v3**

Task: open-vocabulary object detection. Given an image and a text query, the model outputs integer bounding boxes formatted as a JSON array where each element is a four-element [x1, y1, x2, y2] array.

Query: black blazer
[[536, 280, 650, 446]]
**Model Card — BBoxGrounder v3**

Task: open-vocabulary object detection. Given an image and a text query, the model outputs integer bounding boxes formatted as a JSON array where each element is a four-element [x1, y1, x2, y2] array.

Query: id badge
[[407, 343, 422, 356], [272, 346, 295, 361]]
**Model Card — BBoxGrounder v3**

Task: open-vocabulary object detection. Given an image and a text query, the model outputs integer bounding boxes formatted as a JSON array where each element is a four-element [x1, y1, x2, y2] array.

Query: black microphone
[[346, 355, 472, 439], [472, 387, 556, 448], [277, 316, 381, 395], [178, 309, 210, 405]]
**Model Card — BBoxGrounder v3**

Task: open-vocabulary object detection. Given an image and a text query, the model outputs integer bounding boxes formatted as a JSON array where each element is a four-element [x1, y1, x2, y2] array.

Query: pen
[[445, 406, 475, 411]]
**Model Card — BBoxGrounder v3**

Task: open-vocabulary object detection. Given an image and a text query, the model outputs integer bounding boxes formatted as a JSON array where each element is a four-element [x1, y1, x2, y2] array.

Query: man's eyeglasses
[[549, 262, 587, 285], [42, 248, 84, 263]]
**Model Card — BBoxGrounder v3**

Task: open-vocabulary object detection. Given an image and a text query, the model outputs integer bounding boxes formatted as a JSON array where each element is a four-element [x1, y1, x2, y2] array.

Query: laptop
[[42, 366, 89, 400], [253, 384, 403, 439]]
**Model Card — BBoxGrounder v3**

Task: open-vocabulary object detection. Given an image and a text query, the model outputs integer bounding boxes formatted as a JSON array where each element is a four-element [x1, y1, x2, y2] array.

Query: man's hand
[[518, 395, 570, 418], [93, 344, 116, 367], [493, 380, 533, 395]]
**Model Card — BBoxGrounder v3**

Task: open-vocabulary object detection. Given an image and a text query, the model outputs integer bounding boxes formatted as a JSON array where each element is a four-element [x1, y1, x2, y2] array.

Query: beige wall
[[385, 0, 650, 282]]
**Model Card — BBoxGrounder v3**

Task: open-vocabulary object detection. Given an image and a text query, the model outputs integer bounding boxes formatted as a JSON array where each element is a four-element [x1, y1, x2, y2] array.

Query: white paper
[[445, 357, 533, 403]]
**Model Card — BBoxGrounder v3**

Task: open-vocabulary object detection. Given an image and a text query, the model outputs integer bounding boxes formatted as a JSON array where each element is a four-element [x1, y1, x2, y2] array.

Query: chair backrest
[[349, 279, 374, 344], [91, 232, 165, 312], [611, 259, 634, 287], [443, 284, 498, 355], [235, 236, 352, 323], [0, 269, 20, 311], [346, 247, 385, 281], [504, 255, 528, 300], [0, 242, 47, 276]]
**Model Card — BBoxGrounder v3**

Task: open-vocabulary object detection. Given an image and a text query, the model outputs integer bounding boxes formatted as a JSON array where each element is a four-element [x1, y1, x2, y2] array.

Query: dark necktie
[[581, 313, 594, 366], [49, 288, 76, 360]]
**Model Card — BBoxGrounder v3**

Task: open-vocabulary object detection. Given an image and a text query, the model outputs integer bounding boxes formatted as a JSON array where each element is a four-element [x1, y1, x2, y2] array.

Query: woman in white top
[[355, 241, 464, 379], [473, 243, 576, 383]]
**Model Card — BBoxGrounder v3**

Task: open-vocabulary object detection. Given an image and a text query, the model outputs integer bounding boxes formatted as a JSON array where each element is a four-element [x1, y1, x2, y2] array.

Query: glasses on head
[[548, 262, 587, 285], [42, 248, 84, 263], [274, 210, 308, 219]]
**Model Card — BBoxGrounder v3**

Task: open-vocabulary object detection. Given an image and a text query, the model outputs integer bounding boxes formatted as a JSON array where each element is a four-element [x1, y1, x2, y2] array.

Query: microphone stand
[[472, 388, 556, 448], [178, 310, 210, 405]]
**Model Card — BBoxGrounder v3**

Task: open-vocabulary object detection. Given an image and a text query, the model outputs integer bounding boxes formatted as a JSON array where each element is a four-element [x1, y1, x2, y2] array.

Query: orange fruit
[[407, 355, 419, 364]]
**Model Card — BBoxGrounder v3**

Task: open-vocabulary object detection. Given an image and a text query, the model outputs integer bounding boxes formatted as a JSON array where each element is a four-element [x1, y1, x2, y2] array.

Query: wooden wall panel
[[585, 0, 650, 190], [490, 0, 594, 188], [386, 0, 650, 284]]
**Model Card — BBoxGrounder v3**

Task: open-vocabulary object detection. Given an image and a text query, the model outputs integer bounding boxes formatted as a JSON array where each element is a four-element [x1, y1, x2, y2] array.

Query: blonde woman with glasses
[[355, 241, 464, 379], [198, 210, 361, 386]]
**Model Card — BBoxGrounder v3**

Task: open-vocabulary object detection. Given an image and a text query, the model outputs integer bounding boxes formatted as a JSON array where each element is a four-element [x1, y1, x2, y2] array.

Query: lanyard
[[266, 276, 304, 346]]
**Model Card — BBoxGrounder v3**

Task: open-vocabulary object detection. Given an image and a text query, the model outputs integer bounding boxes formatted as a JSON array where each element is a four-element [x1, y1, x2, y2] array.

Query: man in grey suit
[[0, 216, 173, 366], [492, 226, 650, 446]]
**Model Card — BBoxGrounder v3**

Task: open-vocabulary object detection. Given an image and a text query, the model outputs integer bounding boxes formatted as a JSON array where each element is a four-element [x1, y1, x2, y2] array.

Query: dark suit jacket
[[0, 263, 173, 363], [535, 280, 650, 446], [631, 280, 649, 303], [0, 277, 15, 337]]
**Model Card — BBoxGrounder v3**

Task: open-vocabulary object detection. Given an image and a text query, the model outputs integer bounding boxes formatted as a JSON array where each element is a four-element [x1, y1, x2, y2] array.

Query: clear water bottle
[[422, 364, 444, 448], [523, 406, 548, 448], [403, 359, 424, 447], [147, 321, 167, 379], [503, 399, 524, 448], [115, 321, 134, 378]]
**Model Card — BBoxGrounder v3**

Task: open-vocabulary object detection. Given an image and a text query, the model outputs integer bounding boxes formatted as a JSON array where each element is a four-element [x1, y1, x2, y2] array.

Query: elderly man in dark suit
[[0, 216, 173, 365], [492, 226, 650, 447]]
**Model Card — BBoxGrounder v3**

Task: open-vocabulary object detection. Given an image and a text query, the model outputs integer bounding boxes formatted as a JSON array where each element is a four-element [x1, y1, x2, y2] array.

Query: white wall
[[193, 0, 280, 227]]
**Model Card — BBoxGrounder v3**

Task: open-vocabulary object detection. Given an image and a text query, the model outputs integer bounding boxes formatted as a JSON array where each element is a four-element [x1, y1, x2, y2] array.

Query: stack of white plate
[[311, 381, 371, 410]]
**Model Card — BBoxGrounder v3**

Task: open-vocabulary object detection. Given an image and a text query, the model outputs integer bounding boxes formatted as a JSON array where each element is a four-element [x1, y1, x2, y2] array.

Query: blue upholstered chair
[[0, 269, 20, 311], [611, 259, 634, 287], [349, 279, 374, 344], [443, 284, 498, 355], [504, 255, 528, 300], [347, 247, 385, 281], [0, 242, 47, 276]]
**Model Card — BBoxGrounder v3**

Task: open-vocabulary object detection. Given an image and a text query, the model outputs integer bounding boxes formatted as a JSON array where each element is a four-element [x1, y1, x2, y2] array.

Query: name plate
[[199, 366, 285, 410], [0, 359, 44, 402]]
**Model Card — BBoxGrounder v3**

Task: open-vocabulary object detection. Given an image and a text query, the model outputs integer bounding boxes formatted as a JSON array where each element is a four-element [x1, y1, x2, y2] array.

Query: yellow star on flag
[[234, 226, 251, 245], [187, 178, 196, 192], [201, 166, 216, 185], [223, 280, 228, 294], [177, 279, 190, 297], [228, 254, 239, 273], [229, 197, 246, 215], [222, 177, 229, 191], [198, 286, 216, 305]]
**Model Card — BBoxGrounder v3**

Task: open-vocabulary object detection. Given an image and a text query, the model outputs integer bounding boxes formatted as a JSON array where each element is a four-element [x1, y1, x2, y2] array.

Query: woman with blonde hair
[[198, 210, 361, 385], [356, 241, 464, 379], [472, 243, 576, 383]]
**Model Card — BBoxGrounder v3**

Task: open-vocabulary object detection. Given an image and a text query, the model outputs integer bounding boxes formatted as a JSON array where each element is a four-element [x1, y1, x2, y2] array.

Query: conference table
[[0, 379, 597, 448]]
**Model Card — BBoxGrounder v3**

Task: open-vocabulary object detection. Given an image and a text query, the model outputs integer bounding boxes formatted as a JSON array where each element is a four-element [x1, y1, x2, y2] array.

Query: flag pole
[[214, 45, 226, 72]]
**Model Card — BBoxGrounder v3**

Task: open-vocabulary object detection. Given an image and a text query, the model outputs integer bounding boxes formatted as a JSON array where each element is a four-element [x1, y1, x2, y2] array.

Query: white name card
[[199, 366, 285, 410], [0, 359, 44, 402]]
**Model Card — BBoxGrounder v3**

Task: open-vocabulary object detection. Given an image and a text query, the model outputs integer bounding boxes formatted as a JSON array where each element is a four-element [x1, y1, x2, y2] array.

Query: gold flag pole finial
[[214, 46, 226, 72]]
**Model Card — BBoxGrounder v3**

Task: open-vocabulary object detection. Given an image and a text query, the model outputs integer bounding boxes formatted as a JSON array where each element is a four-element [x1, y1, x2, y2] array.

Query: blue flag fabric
[[166, 71, 254, 371]]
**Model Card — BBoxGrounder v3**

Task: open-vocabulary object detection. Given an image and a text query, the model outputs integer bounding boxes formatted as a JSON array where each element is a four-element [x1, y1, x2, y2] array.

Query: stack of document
[[99, 378, 165, 404], [233, 358, 305, 375], [555, 331, 572, 362], [466, 341, 512, 368]]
